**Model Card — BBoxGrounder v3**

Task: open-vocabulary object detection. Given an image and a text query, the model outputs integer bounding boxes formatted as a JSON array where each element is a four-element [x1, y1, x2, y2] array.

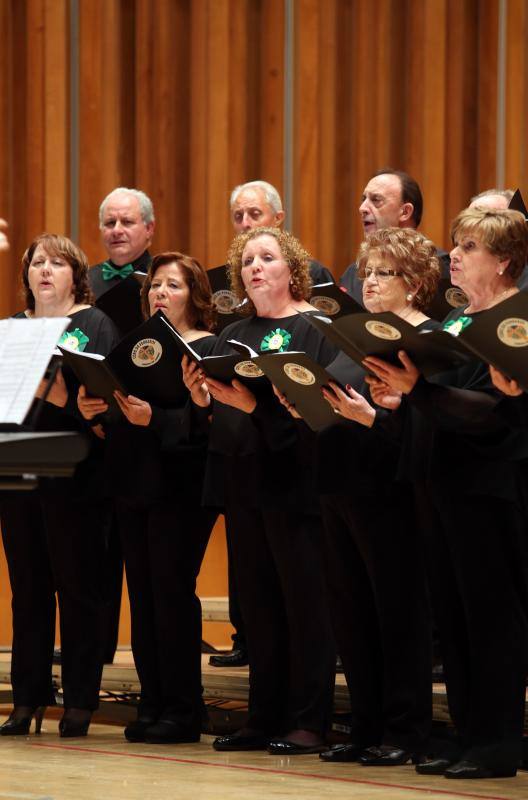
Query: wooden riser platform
[[0, 652, 453, 723]]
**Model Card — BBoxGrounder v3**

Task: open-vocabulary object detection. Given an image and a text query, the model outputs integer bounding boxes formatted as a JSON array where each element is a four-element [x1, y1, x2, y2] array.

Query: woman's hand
[[36, 367, 68, 407], [114, 391, 152, 426], [182, 355, 211, 407], [272, 384, 302, 419], [365, 376, 402, 410], [77, 385, 109, 420], [489, 365, 523, 397], [322, 381, 376, 427], [206, 376, 257, 414], [363, 351, 420, 395]]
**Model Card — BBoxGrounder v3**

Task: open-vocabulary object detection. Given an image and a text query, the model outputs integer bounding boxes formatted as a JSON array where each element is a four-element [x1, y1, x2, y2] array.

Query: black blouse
[[203, 312, 338, 510]]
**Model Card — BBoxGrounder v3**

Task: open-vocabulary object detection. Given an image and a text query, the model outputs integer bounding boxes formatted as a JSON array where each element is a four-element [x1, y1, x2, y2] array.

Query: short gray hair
[[230, 180, 283, 214], [99, 187, 155, 227], [470, 188, 515, 205]]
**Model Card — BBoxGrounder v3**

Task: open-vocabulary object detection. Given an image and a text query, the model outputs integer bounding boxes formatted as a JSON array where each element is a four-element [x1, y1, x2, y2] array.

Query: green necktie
[[102, 261, 135, 281]]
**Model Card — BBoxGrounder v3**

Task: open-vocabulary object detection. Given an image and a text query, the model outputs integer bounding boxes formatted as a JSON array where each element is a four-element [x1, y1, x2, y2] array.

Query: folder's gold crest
[[497, 318, 528, 348], [131, 338, 163, 367], [283, 363, 316, 386]]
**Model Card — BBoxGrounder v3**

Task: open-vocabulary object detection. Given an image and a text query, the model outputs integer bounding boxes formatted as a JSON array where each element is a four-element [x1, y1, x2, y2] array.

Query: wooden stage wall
[[1, 0, 528, 645]]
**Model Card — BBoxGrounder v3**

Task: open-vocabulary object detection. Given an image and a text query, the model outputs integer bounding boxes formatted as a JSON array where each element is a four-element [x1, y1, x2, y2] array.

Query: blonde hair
[[451, 208, 528, 280]]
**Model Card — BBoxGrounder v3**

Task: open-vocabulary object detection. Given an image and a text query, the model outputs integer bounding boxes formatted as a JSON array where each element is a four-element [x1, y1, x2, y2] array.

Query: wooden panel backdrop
[[0, 0, 527, 646]]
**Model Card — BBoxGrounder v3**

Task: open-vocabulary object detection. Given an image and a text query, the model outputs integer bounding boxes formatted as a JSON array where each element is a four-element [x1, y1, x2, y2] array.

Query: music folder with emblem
[[424, 277, 469, 322], [251, 351, 343, 432], [207, 264, 247, 331], [95, 271, 147, 335], [440, 291, 528, 391], [59, 311, 191, 409], [160, 315, 269, 389], [309, 282, 364, 319], [301, 311, 471, 377]]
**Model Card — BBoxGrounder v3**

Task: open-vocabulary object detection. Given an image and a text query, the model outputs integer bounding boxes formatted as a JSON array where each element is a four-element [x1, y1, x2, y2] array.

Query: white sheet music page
[[0, 317, 70, 424]]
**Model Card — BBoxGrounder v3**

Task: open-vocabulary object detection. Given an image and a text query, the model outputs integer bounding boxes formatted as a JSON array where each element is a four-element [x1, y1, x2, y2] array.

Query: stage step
[[200, 596, 229, 622]]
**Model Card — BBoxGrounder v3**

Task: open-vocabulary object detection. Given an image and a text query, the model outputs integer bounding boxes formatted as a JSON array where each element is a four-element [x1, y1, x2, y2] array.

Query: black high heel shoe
[[0, 706, 46, 736], [59, 708, 92, 738]]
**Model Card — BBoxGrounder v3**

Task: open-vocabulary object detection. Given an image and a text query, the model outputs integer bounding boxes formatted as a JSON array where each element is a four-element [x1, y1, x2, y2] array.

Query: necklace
[[467, 285, 517, 313]]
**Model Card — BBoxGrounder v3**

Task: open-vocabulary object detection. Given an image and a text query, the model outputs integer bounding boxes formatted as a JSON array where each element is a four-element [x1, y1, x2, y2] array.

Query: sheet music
[[0, 317, 70, 424]]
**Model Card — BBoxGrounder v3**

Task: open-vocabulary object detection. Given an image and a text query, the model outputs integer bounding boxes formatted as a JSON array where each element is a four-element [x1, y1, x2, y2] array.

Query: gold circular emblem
[[445, 287, 468, 308], [365, 320, 401, 341], [234, 360, 264, 378], [213, 289, 237, 314], [283, 362, 316, 386], [310, 296, 340, 316], [131, 338, 162, 367], [496, 318, 528, 348]]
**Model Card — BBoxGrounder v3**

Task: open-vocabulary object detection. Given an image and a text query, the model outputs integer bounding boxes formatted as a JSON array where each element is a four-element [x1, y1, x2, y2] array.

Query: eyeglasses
[[361, 267, 403, 281]]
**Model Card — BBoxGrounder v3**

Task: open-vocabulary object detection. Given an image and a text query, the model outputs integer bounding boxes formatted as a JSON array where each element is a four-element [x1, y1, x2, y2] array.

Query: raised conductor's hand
[[182, 355, 210, 407], [365, 376, 402, 410], [0, 218, 9, 252], [272, 384, 302, 419], [77, 385, 109, 420], [35, 367, 68, 407], [114, 391, 152, 426], [206, 376, 257, 414], [489, 365, 523, 397], [322, 381, 376, 427]]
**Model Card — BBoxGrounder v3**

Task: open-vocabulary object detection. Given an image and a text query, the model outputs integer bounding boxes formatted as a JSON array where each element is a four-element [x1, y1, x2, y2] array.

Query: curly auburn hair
[[450, 208, 528, 281], [356, 227, 440, 311], [226, 227, 312, 315], [141, 251, 216, 331], [21, 233, 93, 311]]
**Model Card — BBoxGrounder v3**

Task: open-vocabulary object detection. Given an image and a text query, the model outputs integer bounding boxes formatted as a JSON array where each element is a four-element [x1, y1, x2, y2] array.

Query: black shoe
[[59, 709, 91, 738], [360, 745, 423, 766], [213, 731, 270, 751], [124, 717, 157, 743], [209, 648, 248, 668], [0, 706, 45, 736], [144, 720, 201, 744], [444, 759, 516, 779], [320, 742, 363, 762], [416, 757, 452, 775], [268, 738, 325, 755]]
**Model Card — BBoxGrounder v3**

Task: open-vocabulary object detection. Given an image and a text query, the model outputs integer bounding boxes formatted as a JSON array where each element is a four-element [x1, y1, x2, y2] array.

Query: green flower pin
[[443, 316, 472, 337], [260, 328, 292, 353], [59, 328, 90, 352]]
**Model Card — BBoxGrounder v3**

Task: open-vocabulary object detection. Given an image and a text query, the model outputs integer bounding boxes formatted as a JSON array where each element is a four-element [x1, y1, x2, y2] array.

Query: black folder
[[252, 351, 342, 432], [207, 264, 247, 331], [159, 315, 268, 389], [301, 311, 471, 377], [309, 283, 364, 318], [59, 311, 189, 409], [424, 278, 469, 322], [95, 271, 147, 335], [441, 291, 528, 391]]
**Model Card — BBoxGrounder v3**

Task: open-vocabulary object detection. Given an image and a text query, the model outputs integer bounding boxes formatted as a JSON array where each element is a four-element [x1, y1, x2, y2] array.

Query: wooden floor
[[0, 718, 527, 800], [0, 646, 527, 799]]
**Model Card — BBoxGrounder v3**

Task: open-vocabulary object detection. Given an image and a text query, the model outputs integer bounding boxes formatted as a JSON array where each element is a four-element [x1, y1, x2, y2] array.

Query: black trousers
[[0, 486, 107, 710], [225, 502, 335, 735], [320, 491, 432, 750], [116, 496, 217, 726], [422, 486, 528, 771]]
